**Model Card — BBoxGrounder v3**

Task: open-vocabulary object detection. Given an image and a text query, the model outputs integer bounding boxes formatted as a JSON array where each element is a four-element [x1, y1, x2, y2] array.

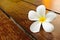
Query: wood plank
[[23, 0, 42, 5], [0, 0, 36, 32], [24, 0, 60, 13], [0, 0, 60, 40], [0, 10, 32, 40]]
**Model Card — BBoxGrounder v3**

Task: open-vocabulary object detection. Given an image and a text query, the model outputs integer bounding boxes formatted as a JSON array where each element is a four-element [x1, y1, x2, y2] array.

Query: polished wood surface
[[0, 10, 31, 40], [0, 0, 60, 40]]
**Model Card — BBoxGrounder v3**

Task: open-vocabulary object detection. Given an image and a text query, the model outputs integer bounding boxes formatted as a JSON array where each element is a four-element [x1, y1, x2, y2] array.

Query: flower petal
[[36, 5, 46, 16], [42, 22, 54, 32], [28, 10, 40, 21], [46, 11, 57, 22], [30, 21, 41, 33]]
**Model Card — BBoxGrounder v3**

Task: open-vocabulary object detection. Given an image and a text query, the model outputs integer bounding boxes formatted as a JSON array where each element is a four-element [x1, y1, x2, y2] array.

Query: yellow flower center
[[39, 16, 46, 23]]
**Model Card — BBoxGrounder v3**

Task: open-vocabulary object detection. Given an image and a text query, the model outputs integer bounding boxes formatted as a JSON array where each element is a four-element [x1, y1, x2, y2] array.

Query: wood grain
[[0, 10, 32, 40], [23, 0, 42, 5], [0, 0, 60, 40]]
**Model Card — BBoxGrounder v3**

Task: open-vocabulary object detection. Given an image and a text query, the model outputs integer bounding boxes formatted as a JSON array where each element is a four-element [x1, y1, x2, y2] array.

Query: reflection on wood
[[42, 0, 60, 13]]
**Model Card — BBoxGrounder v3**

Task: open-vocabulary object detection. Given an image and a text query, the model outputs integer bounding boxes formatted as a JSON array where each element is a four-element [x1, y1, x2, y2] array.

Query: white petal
[[30, 21, 41, 33], [36, 5, 46, 16], [42, 22, 54, 32], [46, 11, 57, 22], [28, 10, 40, 21]]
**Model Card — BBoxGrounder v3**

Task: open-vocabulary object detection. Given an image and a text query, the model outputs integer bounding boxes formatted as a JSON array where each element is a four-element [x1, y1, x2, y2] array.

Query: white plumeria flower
[[28, 5, 57, 33]]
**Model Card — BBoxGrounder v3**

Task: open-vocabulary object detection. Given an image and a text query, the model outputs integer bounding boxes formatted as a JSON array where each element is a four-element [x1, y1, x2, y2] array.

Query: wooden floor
[[0, 0, 60, 40], [0, 10, 31, 40]]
